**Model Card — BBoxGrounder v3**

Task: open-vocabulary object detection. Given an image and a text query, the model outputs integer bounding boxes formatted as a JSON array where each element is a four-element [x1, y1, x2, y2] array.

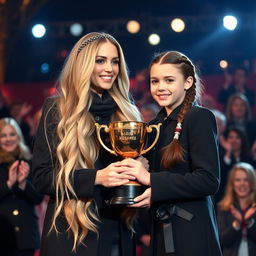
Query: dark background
[[5, 0, 256, 82]]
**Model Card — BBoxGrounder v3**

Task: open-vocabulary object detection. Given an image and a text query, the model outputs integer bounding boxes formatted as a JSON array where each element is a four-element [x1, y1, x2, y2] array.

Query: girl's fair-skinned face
[[0, 124, 19, 153], [150, 63, 193, 116], [91, 41, 119, 95], [233, 169, 251, 199]]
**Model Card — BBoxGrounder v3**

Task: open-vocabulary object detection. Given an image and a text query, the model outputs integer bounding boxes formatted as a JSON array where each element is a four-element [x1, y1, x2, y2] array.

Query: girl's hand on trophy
[[128, 188, 151, 208], [120, 158, 151, 186], [136, 156, 149, 170], [95, 162, 136, 187]]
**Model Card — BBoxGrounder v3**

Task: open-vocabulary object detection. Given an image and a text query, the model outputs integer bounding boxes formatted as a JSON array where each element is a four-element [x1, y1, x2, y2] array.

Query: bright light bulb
[[170, 18, 185, 32], [32, 24, 46, 38], [127, 20, 140, 34], [148, 34, 160, 45]]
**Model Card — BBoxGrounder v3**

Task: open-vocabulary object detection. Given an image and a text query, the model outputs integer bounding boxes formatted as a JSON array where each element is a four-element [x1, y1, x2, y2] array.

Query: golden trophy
[[95, 121, 161, 205]]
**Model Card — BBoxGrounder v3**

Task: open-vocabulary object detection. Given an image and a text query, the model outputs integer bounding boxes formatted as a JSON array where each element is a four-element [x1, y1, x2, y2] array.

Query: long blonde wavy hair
[[0, 117, 31, 163], [51, 32, 141, 249], [219, 162, 256, 211]]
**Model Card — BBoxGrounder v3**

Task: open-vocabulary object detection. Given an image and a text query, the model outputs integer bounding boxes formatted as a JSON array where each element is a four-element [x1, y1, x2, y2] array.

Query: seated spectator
[[221, 127, 254, 169], [225, 93, 256, 146], [217, 162, 256, 256], [0, 117, 43, 256], [218, 67, 255, 108]]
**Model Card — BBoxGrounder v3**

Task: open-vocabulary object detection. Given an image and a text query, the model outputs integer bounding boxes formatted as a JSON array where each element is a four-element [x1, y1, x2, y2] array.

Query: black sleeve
[[32, 98, 98, 199], [150, 108, 220, 202], [217, 206, 242, 246], [0, 180, 13, 200], [0, 165, 13, 200], [247, 213, 256, 241], [14, 180, 44, 205]]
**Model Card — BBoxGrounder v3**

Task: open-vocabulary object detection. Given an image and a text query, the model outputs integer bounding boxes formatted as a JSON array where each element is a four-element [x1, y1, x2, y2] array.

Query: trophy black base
[[108, 183, 146, 205]]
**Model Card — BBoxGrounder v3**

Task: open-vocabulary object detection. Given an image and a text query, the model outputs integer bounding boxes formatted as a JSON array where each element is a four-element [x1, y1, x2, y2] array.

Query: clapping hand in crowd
[[230, 203, 256, 228], [6, 160, 29, 190]]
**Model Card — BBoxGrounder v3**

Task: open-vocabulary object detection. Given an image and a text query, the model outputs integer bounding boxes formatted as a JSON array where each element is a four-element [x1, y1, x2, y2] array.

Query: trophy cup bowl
[[95, 121, 161, 205]]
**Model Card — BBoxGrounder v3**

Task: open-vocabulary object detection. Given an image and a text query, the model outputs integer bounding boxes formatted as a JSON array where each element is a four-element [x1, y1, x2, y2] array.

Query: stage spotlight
[[219, 60, 228, 69], [148, 34, 160, 45], [40, 63, 49, 74], [70, 23, 83, 36], [170, 18, 185, 32], [32, 24, 46, 38], [127, 20, 140, 34], [223, 16, 237, 30]]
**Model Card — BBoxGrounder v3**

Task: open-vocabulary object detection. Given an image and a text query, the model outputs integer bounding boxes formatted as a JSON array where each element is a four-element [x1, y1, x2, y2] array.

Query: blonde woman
[[0, 118, 43, 256], [218, 162, 256, 256], [32, 32, 143, 256]]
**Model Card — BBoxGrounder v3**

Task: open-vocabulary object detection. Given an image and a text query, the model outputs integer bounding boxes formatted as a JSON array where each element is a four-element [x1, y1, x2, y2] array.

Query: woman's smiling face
[[0, 124, 19, 153]]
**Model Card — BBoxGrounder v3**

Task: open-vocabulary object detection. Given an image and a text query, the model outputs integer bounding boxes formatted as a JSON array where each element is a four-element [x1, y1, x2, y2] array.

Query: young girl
[[32, 32, 143, 256], [121, 51, 222, 255], [218, 162, 256, 256]]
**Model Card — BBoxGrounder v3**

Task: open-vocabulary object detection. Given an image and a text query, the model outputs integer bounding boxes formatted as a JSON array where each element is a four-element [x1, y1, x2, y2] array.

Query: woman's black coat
[[147, 105, 222, 256], [32, 97, 136, 256], [0, 160, 43, 252], [217, 202, 256, 256]]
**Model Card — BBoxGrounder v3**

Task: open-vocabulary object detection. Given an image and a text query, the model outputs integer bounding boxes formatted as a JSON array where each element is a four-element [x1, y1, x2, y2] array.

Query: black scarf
[[89, 91, 118, 121]]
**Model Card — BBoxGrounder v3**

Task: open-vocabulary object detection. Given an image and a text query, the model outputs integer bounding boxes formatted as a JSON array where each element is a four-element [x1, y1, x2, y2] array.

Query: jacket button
[[12, 209, 19, 216], [14, 226, 20, 232]]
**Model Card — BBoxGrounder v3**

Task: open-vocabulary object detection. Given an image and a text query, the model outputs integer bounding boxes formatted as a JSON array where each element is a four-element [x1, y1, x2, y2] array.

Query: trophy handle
[[140, 123, 162, 155], [95, 123, 117, 156]]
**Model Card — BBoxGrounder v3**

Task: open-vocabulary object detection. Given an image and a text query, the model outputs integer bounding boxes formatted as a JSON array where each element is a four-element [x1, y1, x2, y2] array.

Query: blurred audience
[[218, 67, 255, 108], [225, 93, 256, 146], [130, 69, 153, 107], [222, 127, 254, 169], [140, 103, 159, 123], [202, 93, 218, 110]]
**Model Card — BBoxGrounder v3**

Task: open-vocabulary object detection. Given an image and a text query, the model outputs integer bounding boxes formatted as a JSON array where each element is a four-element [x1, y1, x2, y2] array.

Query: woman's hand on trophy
[[95, 162, 136, 187], [128, 188, 152, 208], [136, 156, 149, 171], [120, 158, 151, 186]]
